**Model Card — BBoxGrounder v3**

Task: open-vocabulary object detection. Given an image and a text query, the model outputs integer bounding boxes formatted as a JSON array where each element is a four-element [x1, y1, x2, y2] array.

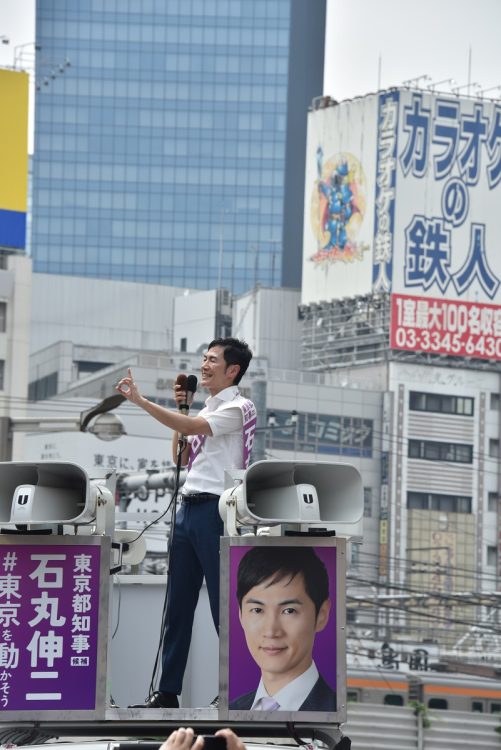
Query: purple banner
[[228, 545, 337, 702], [0, 544, 101, 712]]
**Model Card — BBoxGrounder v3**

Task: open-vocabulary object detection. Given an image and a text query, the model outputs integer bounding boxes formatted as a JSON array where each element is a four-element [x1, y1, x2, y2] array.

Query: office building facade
[[32, 0, 326, 293], [297, 89, 501, 647]]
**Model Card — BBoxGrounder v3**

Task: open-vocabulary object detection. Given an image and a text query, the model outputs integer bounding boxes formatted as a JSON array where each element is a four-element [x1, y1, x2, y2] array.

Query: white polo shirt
[[182, 386, 247, 496]]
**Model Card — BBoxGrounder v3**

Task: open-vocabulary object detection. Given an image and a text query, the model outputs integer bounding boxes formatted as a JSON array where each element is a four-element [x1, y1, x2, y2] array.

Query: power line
[[2, 391, 501, 481], [352, 549, 500, 586]]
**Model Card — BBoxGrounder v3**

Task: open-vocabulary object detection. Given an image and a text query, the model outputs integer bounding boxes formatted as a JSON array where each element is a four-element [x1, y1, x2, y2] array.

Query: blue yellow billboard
[[0, 69, 29, 249]]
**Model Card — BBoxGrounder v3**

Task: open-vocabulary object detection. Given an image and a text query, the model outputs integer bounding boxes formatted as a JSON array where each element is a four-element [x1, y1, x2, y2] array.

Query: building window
[[363, 487, 372, 517], [488, 492, 498, 512], [407, 492, 472, 514], [265, 409, 373, 457], [489, 439, 499, 459], [0, 359, 4, 390], [384, 695, 404, 706], [76, 360, 112, 377], [0, 301, 6, 333], [408, 439, 473, 463], [490, 393, 500, 411], [28, 372, 58, 401], [487, 546, 498, 567], [409, 391, 474, 416], [428, 698, 448, 710]]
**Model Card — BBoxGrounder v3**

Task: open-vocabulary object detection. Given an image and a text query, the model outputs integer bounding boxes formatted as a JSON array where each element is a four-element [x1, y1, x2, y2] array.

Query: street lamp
[[9, 393, 127, 444], [87, 412, 126, 441]]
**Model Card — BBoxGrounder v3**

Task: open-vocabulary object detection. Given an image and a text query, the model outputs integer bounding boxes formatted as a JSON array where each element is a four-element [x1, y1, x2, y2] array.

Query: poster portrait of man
[[226, 541, 338, 715]]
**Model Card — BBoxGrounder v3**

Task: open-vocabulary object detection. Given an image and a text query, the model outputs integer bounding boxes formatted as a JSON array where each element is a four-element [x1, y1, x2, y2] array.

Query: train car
[[347, 667, 501, 713], [347, 667, 409, 707]]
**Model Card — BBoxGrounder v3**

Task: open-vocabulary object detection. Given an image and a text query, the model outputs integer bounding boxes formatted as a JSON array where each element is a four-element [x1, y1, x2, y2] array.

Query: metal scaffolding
[[299, 293, 391, 370], [299, 292, 501, 373]]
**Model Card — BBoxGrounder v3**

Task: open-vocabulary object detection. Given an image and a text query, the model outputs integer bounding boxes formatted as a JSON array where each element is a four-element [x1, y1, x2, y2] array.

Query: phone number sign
[[391, 293, 501, 360]]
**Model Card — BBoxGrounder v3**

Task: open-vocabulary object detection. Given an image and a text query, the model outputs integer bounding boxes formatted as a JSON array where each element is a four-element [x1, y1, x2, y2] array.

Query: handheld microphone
[[186, 374, 198, 407], [177, 374, 198, 413], [175, 373, 189, 413], [175, 374, 198, 456]]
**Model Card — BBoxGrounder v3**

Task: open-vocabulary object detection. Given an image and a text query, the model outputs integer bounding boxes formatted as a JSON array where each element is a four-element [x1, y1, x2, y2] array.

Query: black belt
[[182, 492, 220, 504]]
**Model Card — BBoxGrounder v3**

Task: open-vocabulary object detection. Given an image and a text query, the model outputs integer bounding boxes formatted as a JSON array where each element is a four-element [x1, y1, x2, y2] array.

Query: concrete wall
[[31, 273, 192, 353], [233, 287, 301, 370], [0, 254, 32, 458], [173, 289, 217, 353]]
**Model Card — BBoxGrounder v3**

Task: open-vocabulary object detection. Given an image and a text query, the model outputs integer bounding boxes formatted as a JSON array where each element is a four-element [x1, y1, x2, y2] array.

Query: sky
[[324, 0, 501, 100], [1, 0, 501, 127], [0, 0, 35, 69]]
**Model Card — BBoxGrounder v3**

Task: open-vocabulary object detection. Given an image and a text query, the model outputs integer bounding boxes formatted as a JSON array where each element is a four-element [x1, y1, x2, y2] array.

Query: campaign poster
[[0, 536, 110, 721], [219, 536, 346, 723]]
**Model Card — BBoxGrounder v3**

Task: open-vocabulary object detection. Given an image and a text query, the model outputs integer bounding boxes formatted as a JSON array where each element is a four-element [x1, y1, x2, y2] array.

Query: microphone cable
[[147, 373, 198, 698], [148, 435, 185, 697], [117, 373, 197, 546]]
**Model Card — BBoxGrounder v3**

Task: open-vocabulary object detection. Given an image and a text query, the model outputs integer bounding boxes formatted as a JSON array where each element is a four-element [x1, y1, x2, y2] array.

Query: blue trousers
[[159, 499, 223, 695]]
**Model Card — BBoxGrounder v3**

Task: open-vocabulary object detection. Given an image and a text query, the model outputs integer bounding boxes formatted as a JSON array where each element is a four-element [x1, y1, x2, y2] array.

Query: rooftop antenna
[[467, 44, 472, 95], [478, 85, 501, 98], [402, 74, 431, 89], [427, 78, 456, 92], [451, 82, 481, 96]]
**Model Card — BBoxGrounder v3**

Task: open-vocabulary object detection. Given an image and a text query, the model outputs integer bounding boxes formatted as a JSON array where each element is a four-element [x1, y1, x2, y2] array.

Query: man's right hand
[[174, 381, 188, 410], [116, 368, 143, 406]]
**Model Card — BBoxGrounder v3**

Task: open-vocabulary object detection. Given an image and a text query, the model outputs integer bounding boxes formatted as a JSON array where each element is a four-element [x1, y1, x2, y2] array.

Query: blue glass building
[[32, 0, 326, 293]]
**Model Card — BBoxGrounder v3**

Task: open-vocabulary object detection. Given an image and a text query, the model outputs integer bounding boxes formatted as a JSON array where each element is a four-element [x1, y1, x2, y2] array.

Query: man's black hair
[[208, 337, 252, 385], [236, 546, 329, 617]]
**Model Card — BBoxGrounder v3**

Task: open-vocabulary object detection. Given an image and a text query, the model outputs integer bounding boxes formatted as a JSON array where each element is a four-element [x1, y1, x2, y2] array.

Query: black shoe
[[129, 691, 179, 708]]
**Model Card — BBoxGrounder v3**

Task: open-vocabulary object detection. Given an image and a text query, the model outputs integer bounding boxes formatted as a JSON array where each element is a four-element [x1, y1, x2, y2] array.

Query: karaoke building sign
[[387, 90, 501, 359], [0, 539, 106, 718], [303, 89, 501, 360]]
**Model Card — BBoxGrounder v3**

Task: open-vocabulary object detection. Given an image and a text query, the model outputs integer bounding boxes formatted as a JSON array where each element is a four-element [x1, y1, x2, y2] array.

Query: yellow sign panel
[[0, 69, 29, 212], [0, 68, 29, 249]]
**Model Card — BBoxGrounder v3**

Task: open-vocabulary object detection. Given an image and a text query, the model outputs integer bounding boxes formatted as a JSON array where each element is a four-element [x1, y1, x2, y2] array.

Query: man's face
[[200, 345, 239, 395], [239, 572, 330, 693]]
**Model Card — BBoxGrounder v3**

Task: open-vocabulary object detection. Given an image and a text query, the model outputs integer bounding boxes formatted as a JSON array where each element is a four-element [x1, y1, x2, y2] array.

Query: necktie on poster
[[257, 696, 280, 711]]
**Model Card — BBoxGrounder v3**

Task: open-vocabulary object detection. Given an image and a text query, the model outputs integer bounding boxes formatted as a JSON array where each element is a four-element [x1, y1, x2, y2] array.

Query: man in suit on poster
[[230, 546, 336, 712]]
